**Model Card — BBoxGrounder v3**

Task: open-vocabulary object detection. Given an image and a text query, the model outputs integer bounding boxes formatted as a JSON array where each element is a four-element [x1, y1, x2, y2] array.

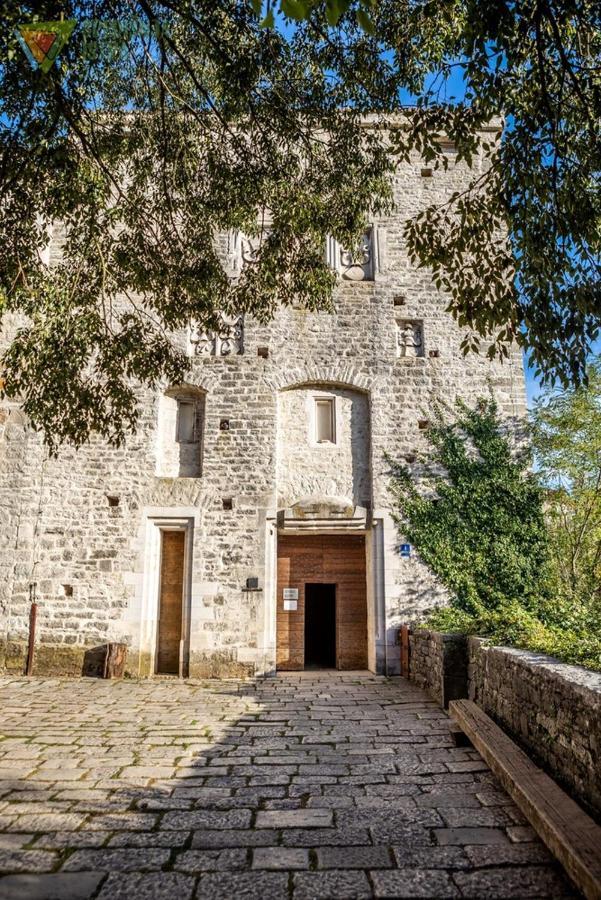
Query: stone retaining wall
[[407, 628, 601, 817], [407, 629, 442, 703], [468, 637, 601, 818], [407, 629, 467, 708]]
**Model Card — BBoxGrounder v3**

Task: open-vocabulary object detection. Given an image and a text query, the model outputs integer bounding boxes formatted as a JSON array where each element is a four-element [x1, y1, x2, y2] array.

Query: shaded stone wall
[[408, 629, 467, 708]]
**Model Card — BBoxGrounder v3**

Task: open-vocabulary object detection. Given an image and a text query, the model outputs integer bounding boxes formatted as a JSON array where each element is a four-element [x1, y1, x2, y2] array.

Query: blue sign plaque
[[400, 544, 411, 558]]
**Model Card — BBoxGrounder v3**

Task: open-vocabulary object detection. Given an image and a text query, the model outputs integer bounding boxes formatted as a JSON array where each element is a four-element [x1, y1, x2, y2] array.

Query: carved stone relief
[[326, 228, 377, 281], [396, 319, 424, 358], [240, 235, 261, 266], [189, 314, 244, 357], [339, 230, 374, 281], [232, 226, 380, 282], [229, 230, 268, 274]]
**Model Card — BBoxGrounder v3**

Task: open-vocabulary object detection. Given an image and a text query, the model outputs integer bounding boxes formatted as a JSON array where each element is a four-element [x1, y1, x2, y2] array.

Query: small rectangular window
[[176, 400, 196, 443], [315, 398, 335, 444]]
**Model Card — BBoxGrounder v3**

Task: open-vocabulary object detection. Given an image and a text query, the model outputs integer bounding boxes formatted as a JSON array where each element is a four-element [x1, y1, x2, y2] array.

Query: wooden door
[[157, 530, 185, 674], [276, 534, 367, 671]]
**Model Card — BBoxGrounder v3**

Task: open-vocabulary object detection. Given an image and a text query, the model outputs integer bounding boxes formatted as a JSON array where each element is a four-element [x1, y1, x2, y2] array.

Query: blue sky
[[525, 334, 601, 407], [524, 339, 601, 408], [524, 358, 547, 408]]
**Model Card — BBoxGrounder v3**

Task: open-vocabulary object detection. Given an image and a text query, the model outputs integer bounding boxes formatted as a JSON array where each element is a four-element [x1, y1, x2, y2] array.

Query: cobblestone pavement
[[0, 673, 578, 899]]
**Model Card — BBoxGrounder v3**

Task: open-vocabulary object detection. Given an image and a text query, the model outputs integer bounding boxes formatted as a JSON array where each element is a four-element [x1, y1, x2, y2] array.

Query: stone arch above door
[[266, 364, 374, 395]]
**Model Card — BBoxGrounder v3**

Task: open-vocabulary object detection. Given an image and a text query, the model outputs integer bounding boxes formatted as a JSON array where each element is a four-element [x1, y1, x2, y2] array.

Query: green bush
[[389, 397, 601, 672]]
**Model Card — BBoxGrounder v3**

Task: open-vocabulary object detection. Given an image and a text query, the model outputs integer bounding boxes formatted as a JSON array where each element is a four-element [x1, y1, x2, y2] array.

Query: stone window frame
[[309, 392, 338, 447], [157, 386, 206, 479]]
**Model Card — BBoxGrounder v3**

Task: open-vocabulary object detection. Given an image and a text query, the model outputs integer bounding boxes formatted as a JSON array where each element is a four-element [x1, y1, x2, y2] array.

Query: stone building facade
[[0, 131, 527, 678]]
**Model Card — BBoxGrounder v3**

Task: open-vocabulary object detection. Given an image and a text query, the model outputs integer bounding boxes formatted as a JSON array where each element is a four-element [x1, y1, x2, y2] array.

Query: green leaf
[[325, 0, 351, 26], [356, 8, 375, 33], [260, 8, 275, 28], [280, 0, 310, 20]]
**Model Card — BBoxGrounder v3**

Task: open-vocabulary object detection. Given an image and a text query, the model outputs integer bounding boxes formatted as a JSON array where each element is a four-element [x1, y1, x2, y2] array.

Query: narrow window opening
[[176, 400, 196, 443], [315, 398, 335, 444], [157, 391, 204, 478]]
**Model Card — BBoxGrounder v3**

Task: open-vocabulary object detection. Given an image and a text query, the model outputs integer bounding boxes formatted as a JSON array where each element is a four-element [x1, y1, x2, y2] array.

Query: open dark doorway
[[304, 583, 336, 669]]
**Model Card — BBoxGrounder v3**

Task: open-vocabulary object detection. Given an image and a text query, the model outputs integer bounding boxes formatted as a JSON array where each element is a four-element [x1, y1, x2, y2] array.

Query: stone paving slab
[[0, 673, 581, 898]]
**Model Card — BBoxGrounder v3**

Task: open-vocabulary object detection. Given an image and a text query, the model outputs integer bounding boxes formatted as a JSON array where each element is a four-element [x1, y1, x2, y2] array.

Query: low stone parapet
[[468, 637, 601, 819], [404, 626, 601, 818]]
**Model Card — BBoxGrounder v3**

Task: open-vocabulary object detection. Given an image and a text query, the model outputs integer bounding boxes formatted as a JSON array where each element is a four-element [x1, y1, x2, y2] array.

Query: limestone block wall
[[407, 629, 444, 704], [408, 629, 467, 707], [277, 386, 371, 509], [468, 638, 601, 818], [0, 136, 527, 677], [0, 357, 278, 678]]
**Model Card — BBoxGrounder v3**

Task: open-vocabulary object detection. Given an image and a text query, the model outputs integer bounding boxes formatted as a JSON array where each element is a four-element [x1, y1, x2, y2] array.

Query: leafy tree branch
[[0, 0, 599, 449]]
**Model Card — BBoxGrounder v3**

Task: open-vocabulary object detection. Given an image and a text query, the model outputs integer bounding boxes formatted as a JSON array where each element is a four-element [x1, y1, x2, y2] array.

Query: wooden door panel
[[157, 530, 185, 675], [276, 534, 367, 671]]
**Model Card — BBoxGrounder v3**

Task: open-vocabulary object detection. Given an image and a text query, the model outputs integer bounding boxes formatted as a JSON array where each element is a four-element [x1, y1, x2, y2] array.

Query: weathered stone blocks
[[0, 146, 527, 677], [408, 630, 468, 708], [468, 638, 601, 818], [407, 630, 601, 818]]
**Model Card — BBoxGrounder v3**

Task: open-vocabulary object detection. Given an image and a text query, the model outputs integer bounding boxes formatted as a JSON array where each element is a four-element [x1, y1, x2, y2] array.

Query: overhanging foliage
[[0, 1, 599, 448]]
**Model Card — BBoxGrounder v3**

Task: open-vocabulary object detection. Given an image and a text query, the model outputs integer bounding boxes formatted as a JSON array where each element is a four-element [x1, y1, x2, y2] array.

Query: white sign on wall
[[283, 588, 299, 600], [283, 599, 298, 611]]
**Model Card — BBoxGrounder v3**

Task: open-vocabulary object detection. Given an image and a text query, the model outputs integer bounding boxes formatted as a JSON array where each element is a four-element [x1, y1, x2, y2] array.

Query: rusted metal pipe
[[25, 599, 38, 676], [400, 624, 411, 677]]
